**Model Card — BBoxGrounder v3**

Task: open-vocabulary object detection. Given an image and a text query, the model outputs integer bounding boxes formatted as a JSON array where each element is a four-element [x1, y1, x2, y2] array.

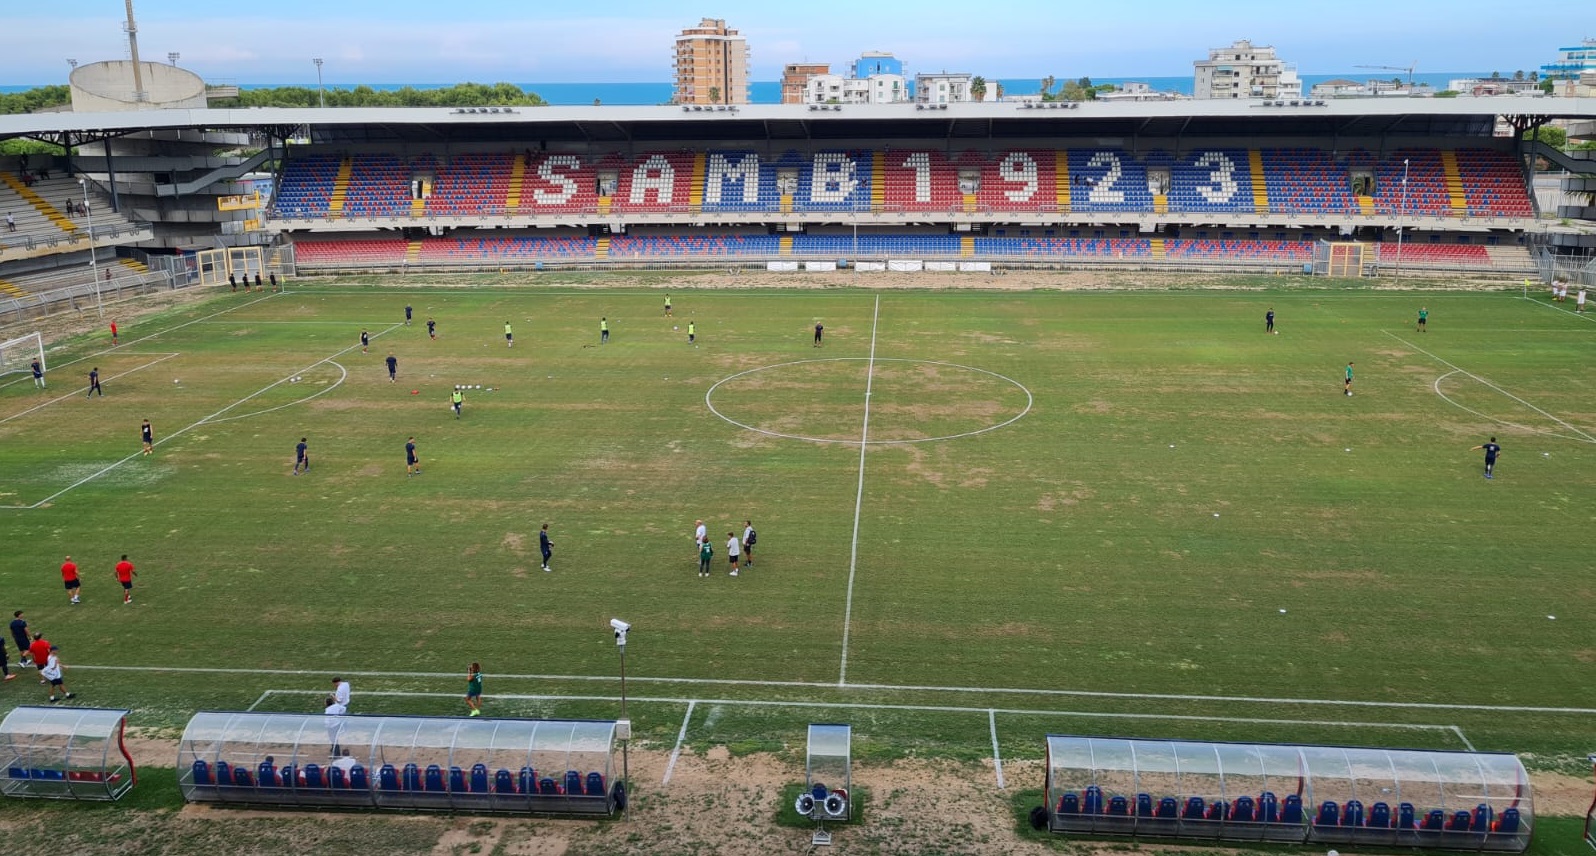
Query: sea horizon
[[2, 73, 1496, 104]]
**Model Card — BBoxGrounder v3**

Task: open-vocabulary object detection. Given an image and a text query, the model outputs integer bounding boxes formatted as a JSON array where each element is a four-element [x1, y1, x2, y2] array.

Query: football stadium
[[1, 47, 1596, 856]]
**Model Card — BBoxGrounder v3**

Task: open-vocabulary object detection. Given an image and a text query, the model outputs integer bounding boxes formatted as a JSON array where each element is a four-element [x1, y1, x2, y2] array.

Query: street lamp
[[610, 618, 631, 813], [66, 58, 78, 70], [1394, 158, 1409, 284], [313, 58, 325, 108], [168, 52, 180, 67], [80, 178, 103, 317]]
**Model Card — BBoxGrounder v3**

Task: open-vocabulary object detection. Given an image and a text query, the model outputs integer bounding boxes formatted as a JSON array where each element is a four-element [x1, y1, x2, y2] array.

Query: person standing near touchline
[[539, 523, 553, 572]]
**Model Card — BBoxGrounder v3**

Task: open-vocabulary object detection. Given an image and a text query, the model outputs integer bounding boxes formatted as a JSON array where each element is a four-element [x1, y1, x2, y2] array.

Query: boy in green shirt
[[698, 539, 713, 577]]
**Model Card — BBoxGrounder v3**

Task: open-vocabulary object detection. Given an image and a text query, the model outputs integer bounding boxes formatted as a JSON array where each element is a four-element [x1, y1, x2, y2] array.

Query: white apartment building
[[914, 72, 974, 104], [1193, 39, 1301, 100], [803, 72, 907, 104]]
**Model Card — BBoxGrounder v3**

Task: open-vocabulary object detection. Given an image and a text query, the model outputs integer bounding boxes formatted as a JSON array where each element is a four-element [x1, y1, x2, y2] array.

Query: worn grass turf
[[0, 281, 1592, 767]]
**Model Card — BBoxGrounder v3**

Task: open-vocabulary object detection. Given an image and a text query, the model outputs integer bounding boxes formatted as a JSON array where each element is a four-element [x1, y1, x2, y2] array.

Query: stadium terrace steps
[[1248, 150, 1269, 213], [117, 258, 149, 274], [0, 276, 23, 298], [1150, 238, 1166, 259], [405, 240, 422, 263], [505, 153, 527, 210], [594, 236, 609, 259], [1440, 151, 1468, 214], [326, 157, 354, 218], [0, 172, 77, 234]]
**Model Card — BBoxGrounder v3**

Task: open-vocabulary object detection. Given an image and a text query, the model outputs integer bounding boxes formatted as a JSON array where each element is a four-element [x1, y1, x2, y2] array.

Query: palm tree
[[971, 76, 987, 102]]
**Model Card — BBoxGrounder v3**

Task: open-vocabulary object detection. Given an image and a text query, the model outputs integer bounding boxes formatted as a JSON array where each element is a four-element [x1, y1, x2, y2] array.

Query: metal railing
[[0, 269, 193, 329]]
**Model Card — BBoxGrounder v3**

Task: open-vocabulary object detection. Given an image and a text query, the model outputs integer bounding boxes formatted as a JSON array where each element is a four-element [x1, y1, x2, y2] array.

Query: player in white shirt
[[726, 533, 742, 577], [1578, 289, 1587, 313], [694, 519, 707, 548], [332, 677, 351, 708], [742, 521, 756, 567]]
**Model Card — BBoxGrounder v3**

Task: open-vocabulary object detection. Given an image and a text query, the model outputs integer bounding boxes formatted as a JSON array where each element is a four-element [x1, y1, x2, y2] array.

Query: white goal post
[[0, 331, 45, 377]]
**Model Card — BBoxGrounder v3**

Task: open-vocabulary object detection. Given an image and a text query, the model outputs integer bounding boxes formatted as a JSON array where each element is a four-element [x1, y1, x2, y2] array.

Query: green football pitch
[[0, 279, 1592, 768]]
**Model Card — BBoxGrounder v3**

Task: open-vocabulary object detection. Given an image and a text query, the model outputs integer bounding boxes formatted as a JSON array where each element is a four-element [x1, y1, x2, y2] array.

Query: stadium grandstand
[[2, 96, 1595, 299]]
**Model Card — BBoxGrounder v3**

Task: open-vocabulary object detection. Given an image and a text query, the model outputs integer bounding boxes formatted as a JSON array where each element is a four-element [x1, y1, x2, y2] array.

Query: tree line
[[208, 82, 547, 108]]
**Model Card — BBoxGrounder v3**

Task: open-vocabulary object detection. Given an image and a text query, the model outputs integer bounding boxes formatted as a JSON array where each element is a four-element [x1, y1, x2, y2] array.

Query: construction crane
[[1355, 63, 1418, 88]]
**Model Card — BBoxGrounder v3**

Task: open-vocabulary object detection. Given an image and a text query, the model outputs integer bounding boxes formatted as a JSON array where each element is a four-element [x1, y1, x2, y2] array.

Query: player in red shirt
[[114, 555, 137, 604], [29, 634, 51, 682], [61, 555, 81, 605], [110, 320, 119, 345]]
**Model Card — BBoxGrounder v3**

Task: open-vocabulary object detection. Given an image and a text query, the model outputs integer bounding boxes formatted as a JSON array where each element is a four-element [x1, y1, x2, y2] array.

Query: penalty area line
[[1386, 331, 1596, 444]]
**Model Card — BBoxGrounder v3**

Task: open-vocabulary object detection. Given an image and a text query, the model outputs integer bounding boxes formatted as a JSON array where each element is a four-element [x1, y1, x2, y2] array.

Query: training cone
[[411, 390, 420, 395]]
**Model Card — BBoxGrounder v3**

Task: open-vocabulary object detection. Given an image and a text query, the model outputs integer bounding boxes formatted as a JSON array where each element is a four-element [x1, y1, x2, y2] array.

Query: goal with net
[[0, 331, 45, 378]]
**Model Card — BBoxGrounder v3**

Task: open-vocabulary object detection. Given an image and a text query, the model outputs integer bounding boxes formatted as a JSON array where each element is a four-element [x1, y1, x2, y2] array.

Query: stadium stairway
[[405, 240, 422, 264], [0, 172, 77, 235], [118, 258, 149, 275], [505, 154, 526, 210], [1055, 152, 1071, 210], [1150, 238, 1166, 259], [327, 157, 353, 218], [0, 275, 24, 298], [594, 236, 609, 259], [1440, 151, 1468, 214], [872, 152, 886, 213], [1248, 150, 1269, 213], [689, 152, 707, 213], [779, 235, 793, 256]]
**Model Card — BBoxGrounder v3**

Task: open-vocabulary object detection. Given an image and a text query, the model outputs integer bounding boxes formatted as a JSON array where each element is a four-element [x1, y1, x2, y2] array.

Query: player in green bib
[[451, 388, 464, 418], [600, 317, 609, 344], [1417, 307, 1428, 332], [698, 539, 714, 577], [1344, 362, 1354, 396], [465, 662, 483, 716]]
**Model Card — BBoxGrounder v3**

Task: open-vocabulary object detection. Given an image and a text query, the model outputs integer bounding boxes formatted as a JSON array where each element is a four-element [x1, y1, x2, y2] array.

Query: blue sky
[[2, 0, 1584, 83]]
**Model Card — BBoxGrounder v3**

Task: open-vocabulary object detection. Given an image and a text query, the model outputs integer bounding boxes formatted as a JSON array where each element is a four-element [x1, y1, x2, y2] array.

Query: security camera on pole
[[611, 618, 631, 814]]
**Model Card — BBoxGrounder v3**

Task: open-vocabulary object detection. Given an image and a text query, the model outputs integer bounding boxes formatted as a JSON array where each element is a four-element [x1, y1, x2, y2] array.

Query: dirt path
[[75, 732, 1593, 856]]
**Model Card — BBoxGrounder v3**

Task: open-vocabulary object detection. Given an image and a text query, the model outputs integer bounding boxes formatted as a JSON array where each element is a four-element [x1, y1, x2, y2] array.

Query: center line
[[838, 295, 880, 686]]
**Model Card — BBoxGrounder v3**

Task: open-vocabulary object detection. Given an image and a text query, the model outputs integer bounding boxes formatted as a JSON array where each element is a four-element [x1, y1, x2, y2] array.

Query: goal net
[[0, 331, 45, 378]]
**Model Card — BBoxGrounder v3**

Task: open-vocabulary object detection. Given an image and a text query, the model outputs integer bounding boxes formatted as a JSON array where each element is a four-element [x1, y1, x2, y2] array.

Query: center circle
[[705, 358, 1032, 445]]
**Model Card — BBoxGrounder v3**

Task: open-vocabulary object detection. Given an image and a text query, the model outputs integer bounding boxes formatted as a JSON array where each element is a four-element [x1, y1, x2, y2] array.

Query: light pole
[[1394, 158, 1409, 283], [80, 178, 103, 317], [610, 618, 631, 813], [313, 58, 325, 108], [168, 51, 180, 67], [66, 58, 78, 71]]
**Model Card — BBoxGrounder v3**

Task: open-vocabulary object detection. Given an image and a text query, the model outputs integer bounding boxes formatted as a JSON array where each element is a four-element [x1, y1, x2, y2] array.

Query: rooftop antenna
[[1354, 62, 1417, 88], [124, 0, 147, 101]]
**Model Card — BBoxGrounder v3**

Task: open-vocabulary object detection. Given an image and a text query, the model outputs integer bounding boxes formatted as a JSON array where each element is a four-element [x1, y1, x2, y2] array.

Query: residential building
[[1095, 82, 1183, 102], [781, 63, 829, 104], [803, 72, 907, 104], [1541, 38, 1596, 81], [1193, 39, 1301, 100], [851, 52, 904, 79], [673, 17, 750, 105], [914, 72, 974, 104]]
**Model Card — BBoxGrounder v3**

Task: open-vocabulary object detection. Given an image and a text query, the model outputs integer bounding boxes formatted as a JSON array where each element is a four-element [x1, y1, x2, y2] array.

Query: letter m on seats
[[705, 153, 760, 206]]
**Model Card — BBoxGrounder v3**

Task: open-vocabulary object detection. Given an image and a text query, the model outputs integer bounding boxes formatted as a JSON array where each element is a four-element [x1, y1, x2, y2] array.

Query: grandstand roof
[[3, 97, 1593, 145]]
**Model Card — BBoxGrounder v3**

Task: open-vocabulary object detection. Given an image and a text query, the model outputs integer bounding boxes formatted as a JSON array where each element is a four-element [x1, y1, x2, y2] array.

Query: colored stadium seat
[[1107, 795, 1129, 816], [1183, 797, 1206, 820], [495, 769, 515, 794], [471, 764, 489, 793], [1057, 792, 1080, 814], [1369, 801, 1391, 828], [586, 772, 605, 797], [1315, 800, 1340, 827], [403, 763, 421, 791], [1231, 795, 1256, 822], [379, 764, 400, 791], [424, 765, 445, 792], [1083, 785, 1103, 814]]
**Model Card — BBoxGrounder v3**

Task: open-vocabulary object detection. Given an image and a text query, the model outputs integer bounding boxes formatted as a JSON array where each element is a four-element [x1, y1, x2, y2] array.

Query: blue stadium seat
[[471, 764, 489, 793], [448, 766, 465, 793], [256, 760, 278, 787], [1342, 799, 1364, 827], [1369, 801, 1391, 828], [1231, 795, 1256, 822], [402, 763, 421, 791], [328, 765, 347, 789], [1282, 794, 1304, 824], [1494, 807, 1520, 834], [1446, 809, 1472, 830], [586, 772, 605, 797], [1397, 802, 1416, 830], [519, 767, 537, 794], [1135, 793, 1153, 818], [279, 763, 297, 789], [1315, 800, 1340, 827], [1156, 797, 1178, 819], [303, 763, 324, 788], [1206, 800, 1228, 821], [539, 776, 559, 795], [232, 766, 253, 787], [565, 770, 582, 796], [191, 760, 211, 786], [1423, 809, 1446, 830], [1057, 792, 1080, 814], [214, 760, 231, 786], [379, 764, 400, 791], [424, 765, 445, 792], [1083, 785, 1103, 814], [495, 769, 515, 794], [1107, 795, 1129, 816], [350, 764, 369, 790], [1183, 796, 1206, 820], [1472, 804, 1493, 832]]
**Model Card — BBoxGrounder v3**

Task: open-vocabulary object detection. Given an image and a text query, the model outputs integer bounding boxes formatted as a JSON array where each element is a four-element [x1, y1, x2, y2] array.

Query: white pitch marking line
[[1433, 370, 1594, 444], [1387, 331, 1596, 443], [1518, 293, 1596, 324], [989, 709, 1005, 790], [0, 292, 278, 393], [663, 700, 696, 785], [202, 361, 348, 425], [15, 325, 399, 509], [65, 664, 1596, 715], [246, 690, 275, 711], [0, 353, 181, 425], [1451, 726, 1476, 752], [249, 688, 1459, 732], [838, 294, 880, 687]]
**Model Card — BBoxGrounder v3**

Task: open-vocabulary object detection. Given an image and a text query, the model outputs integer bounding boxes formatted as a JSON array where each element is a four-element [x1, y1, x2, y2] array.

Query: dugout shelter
[[1042, 734, 1531, 852], [179, 711, 623, 815], [0, 706, 136, 801]]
